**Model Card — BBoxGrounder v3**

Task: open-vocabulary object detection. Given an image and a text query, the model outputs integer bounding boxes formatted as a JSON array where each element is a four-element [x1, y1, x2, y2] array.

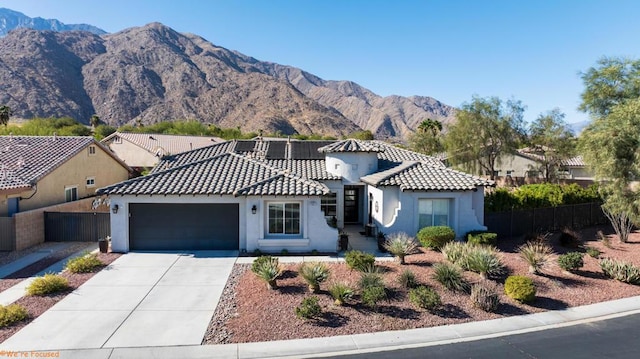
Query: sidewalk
[[18, 288, 640, 359], [0, 242, 98, 306]]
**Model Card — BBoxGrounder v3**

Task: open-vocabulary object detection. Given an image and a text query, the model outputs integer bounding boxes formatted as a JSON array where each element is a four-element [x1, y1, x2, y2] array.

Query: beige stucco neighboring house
[[101, 132, 224, 172], [0, 135, 132, 217]]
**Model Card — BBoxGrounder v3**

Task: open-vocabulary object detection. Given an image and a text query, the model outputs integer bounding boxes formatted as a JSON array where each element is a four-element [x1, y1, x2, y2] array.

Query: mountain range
[[0, 10, 456, 140], [0, 8, 106, 37]]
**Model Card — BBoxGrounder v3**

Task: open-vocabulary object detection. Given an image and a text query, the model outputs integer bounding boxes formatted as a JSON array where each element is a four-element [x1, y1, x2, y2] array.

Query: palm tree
[[0, 105, 12, 128], [417, 119, 443, 136], [89, 114, 101, 130]]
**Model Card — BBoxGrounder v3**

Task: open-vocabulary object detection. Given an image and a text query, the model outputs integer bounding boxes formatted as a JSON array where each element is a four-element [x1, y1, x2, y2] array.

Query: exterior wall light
[[251, 205, 257, 214], [112, 204, 119, 214]]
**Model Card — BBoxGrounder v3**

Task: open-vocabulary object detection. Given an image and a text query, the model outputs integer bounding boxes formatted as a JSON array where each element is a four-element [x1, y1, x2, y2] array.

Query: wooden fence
[[0, 217, 15, 251], [485, 202, 608, 238]]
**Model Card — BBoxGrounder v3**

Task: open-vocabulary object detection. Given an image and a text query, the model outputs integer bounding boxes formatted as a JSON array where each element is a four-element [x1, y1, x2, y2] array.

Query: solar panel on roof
[[234, 141, 256, 153], [290, 141, 333, 160], [265, 141, 287, 159]]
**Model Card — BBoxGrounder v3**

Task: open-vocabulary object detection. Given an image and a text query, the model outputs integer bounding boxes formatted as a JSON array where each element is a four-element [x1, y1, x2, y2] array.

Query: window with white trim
[[268, 203, 301, 235], [65, 187, 78, 202], [86, 177, 95, 187], [418, 199, 449, 228]]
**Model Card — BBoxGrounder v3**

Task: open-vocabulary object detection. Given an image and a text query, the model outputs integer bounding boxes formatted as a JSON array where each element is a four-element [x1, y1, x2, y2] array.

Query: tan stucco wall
[[14, 197, 109, 250], [105, 139, 159, 168], [0, 144, 129, 216]]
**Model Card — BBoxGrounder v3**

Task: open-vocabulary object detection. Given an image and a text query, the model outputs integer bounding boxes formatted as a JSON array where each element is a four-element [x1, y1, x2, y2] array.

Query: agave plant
[[463, 245, 504, 279], [518, 240, 554, 274], [299, 262, 330, 293], [328, 282, 354, 306], [251, 256, 282, 290], [383, 232, 419, 264]]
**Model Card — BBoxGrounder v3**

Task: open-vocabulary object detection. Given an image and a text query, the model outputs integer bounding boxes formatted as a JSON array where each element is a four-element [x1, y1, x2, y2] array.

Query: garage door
[[129, 203, 239, 250]]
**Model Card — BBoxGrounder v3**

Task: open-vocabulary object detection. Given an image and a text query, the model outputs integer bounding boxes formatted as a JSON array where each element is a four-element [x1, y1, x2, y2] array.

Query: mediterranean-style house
[[0, 135, 131, 217], [101, 132, 224, 172], [98, 139, 492, 253]]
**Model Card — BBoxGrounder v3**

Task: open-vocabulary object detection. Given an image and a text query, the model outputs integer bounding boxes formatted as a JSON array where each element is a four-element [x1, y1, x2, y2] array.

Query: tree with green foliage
[[444, 96, 525, 180], [0, 117, 91, 136], [0, 105, 11, 128], [579, 57, 640, 118], [410, 119, 444, 155], [89, 114, 101, 129], [579, 57, 640, 243], [93, 124, 117, 140], [349, 130, 374, 140], [526, 108, 575, 182]]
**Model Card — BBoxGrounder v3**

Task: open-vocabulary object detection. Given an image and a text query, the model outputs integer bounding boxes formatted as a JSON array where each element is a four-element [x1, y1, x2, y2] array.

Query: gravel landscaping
[[205, 226, 640, 344], [0, 252, 121, 342]]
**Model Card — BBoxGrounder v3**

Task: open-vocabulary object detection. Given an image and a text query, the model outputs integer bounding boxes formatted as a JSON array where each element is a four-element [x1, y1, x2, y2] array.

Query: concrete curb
[[28, 295, 640, 359]]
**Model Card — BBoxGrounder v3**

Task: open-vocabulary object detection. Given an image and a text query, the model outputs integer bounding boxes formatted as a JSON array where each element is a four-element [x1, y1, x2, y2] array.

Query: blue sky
[[2, 1, 640, 125]]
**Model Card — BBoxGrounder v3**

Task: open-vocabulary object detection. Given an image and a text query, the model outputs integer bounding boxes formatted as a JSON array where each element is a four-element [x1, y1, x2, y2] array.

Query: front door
[[344, 187, 360, 223]]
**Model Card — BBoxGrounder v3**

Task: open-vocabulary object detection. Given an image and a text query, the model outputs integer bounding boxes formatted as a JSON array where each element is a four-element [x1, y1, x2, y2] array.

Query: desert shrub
[[345, 250, 375, 272], [466, 231, 498, 246], [504, 275, 536, 303], [65, 253, 104, 273], [518, 240, 553, 274], [251, 256, 282, 290], [383, 232, 419, 264], [295, 296, 322, 319], [299, 262, 330, 293], [432, 262, 469, 292], [361, 285, 387, 309], [397, 269, 418, 289], [409, 286, 441, 312], [559, 227, 582, 248], [281, 249, 289, 255], [558, 252, 584, 271], [586, 247, 601, 258], [600, 258, 640, 284], [417, 226, 455, 251], [463, 245, 504, 279], [470, 281, 500, 312], [328, 283, 354, 306], [441, 241, 469, 264], [359, 272, 384, 290], [0, 304, 29, 328], [27, 274, 69, 296], [360, 264, 385, 274], [359, 272, 386, 309]]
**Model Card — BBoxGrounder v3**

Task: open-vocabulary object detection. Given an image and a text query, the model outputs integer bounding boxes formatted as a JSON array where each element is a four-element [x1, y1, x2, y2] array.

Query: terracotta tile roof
[[372, 141, 446, 168], [318, 139, 385, 153], [0, 136, 94, 191], [103, 132, 224, 157], [362, 161, 492, 191], [152, 141, 236, 173], [99, 153, 329, 196], [264, 159, 340, 180], [561, 155, 585, 167], [516, 148, 586, 168], [103, 138, 487, 197]]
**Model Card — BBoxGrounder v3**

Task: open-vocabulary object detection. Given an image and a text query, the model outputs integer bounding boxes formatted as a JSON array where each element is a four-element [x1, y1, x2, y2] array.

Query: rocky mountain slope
[[0, 8, 106, 37], [0, 20, 455, 140]]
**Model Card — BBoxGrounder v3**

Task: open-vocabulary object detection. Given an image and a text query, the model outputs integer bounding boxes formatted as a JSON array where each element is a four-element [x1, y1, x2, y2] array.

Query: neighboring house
[[498, 149, 593, 181], [101, 132, 224, 172], [0, 135, 131, 217], [98, 139, 492, 253]]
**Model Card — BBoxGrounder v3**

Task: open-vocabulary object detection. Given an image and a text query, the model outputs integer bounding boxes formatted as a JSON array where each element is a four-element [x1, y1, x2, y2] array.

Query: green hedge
[[485, 183, 600, 212], [417, 226, 455, 251], [466, 231, 498, 246]]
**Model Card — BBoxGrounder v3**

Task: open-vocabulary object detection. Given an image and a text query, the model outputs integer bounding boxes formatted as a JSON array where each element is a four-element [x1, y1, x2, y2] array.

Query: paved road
[[326, 313, 640, 359]]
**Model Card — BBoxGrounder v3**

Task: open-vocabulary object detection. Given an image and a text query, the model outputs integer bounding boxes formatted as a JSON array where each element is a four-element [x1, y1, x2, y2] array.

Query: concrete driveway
[[2, 250, 238, 351]]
